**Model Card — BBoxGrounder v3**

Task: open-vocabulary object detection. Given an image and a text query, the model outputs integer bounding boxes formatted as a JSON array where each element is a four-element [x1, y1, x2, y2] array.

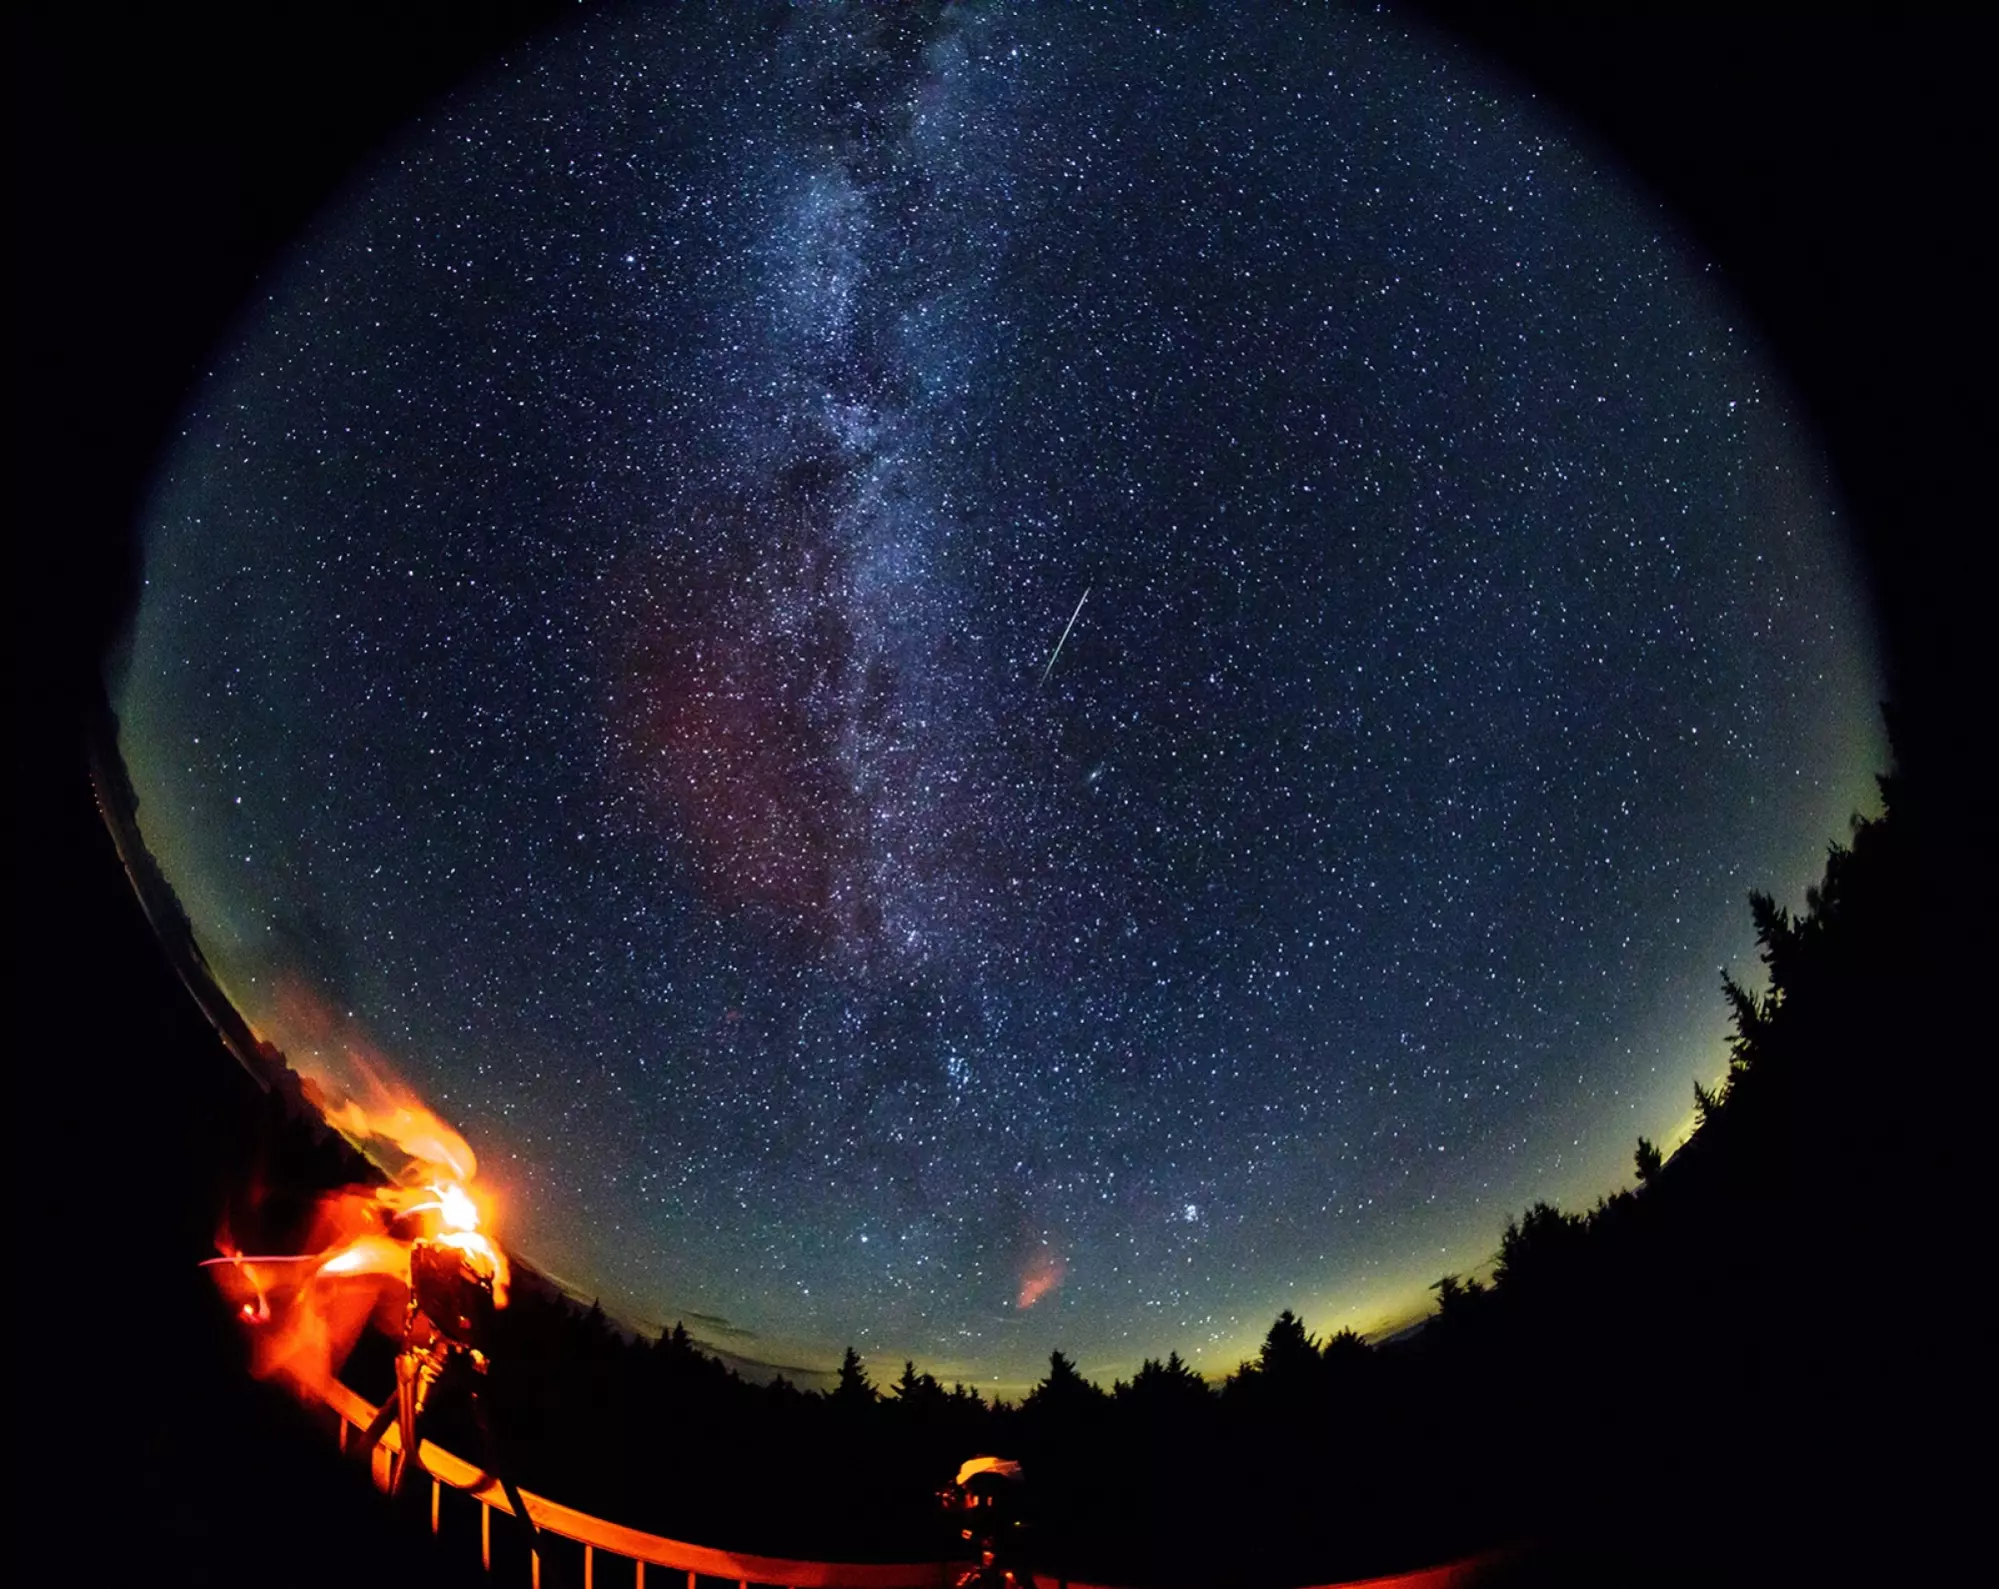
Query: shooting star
[[1038, 586, 1091, 687]]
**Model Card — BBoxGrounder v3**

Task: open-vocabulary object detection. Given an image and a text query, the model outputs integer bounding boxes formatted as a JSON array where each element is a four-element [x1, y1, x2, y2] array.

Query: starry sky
[[115, 1, 1883, 1392]]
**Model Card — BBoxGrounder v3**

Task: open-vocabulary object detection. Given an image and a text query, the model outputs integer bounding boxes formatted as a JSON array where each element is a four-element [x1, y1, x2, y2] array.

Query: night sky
[[114, 1, 1883, 1391]]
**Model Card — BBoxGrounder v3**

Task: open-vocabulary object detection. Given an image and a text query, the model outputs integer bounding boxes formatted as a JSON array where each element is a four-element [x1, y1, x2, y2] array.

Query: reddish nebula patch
[[1017, 1245, 1066, 1309], [605, 502, 863, 944]]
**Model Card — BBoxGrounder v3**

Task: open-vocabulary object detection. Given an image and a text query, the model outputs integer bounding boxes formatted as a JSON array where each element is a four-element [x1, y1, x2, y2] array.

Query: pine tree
[[1256, 1308, 1321, 1386], [832, 1345, 876, 1409], [892, 1359, 946, 1416], [1494, 1201, 1586, 1292], [1024, 1349, 1105, 1420], [1322, 1326, 1369, 1368]]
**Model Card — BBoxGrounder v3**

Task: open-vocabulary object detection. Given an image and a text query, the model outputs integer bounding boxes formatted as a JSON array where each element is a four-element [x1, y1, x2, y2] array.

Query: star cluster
[[118, 1, 1880, 1387]]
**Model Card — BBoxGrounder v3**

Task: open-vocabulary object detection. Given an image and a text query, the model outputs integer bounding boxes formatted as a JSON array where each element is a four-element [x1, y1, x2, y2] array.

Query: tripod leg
[[389, 1349, 431, 1496], [469, 1386, 539, 1551], [354, 1370, 402, 1462]]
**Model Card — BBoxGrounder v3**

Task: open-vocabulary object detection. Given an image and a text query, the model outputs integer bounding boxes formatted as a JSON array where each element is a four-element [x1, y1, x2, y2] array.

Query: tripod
[[355, 1237, 539, 1553], [945, 1461, 1037, 1589]]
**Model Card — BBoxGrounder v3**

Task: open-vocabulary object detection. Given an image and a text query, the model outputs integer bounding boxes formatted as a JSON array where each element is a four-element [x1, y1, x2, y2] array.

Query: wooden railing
[[312, 1375, 1502, 1589], [318, 1375, 951, 1589]]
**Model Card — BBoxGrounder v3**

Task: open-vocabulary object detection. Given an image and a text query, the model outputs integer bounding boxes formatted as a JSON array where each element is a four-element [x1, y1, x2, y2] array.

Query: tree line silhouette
[[196, 701, 1973, 1586]]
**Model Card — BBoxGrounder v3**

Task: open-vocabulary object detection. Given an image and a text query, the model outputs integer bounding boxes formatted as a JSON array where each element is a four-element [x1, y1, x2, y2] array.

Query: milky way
[[117, 1, 1881, 1387]]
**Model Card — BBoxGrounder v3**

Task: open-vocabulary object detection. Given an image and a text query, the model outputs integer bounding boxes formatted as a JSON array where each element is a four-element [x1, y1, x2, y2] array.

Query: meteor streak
[[1038, 586, 1091, 687]]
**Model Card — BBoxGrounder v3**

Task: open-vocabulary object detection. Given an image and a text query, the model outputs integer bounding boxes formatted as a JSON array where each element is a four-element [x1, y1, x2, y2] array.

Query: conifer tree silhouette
[[832, 1345, 876, 1409]]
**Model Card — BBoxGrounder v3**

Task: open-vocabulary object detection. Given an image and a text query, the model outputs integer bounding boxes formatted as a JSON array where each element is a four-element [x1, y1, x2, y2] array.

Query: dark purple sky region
[[117, 2, 1880, 1390]]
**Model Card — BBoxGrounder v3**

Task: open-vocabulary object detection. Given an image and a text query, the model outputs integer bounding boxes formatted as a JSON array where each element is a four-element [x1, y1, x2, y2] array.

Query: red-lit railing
[[319, 1375, 948, 1589], [313, 1375, 1501, 1589]]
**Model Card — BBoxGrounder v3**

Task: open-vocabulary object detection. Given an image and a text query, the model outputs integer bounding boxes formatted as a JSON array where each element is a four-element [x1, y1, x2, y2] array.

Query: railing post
[[582, 1544, 593, 1589], [481, 1500, 492, 1572], [633, 1561, 644, 1589], [431, 1475, 441, 1534]]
